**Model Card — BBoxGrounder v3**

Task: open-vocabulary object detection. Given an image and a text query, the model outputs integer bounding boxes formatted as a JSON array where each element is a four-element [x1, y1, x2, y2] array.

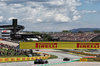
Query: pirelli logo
[[36, 43, 57, 48], [77, 43, 99, 48]]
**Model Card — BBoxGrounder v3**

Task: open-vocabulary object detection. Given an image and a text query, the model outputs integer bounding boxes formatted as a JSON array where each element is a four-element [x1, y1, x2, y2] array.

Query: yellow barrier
[[20, 42, 100, 49], [37, 52, 41, 54], [0, 54, 50, 62], [0, 39, 2, 41], [80, 58, 87, 62]]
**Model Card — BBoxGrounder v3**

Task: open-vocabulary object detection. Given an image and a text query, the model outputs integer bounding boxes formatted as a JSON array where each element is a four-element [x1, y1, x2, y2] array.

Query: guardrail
[[0, 53, 50, 62]]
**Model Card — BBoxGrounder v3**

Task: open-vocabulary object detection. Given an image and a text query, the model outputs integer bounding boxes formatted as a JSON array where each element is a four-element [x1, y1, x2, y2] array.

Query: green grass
[[0, 54, 39, 58], [0, 55, 27, 58], [48, 54, 58, 59], [86, 58, 95, 62]]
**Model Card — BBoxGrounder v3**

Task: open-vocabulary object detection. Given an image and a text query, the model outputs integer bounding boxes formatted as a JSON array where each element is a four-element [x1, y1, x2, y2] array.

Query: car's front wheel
[[45, 61, 48, 64], [34, 62, 37, 64]]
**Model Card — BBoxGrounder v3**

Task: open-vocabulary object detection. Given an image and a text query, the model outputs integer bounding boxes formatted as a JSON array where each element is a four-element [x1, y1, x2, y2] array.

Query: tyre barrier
[[0, 53, 50, 62]]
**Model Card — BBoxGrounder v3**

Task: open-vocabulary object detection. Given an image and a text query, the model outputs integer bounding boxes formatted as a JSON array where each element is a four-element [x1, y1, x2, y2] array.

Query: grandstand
[[0, 19, 39, 41], [51, 33, 100, 42], [0, 19, 24, 34], [0, 42, 41, 57], [1, 19, 100, 42], [91, 35, 100, 42]]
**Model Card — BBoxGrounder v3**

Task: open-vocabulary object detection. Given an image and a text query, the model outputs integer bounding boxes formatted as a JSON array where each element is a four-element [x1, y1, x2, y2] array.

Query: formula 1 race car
[[34, 59, 48, 64], [35, 49, 39, 51], [63, 58, 70, 61]]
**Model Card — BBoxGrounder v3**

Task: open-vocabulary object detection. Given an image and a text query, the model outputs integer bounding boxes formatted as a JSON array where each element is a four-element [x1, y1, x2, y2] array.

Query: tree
[[78, 31, 83, 33], [93, 30, 100, 33], [42, 34, 52, 41], [62, 30, 69, 33]]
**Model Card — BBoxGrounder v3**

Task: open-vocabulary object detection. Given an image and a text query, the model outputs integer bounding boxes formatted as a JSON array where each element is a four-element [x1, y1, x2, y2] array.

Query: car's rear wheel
[[45, 61, 48, 64]]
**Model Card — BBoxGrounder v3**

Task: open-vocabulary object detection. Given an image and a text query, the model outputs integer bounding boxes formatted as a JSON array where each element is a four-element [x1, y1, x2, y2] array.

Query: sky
[[0, 0, 100, 32]]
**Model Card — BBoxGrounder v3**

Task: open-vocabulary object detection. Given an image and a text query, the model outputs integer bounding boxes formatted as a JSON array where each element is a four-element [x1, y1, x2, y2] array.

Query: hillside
[[69, 28, 100, 32]]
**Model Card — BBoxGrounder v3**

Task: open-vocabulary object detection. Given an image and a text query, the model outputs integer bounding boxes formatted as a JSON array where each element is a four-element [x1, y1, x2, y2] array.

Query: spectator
[[51, 33, 99, 41]]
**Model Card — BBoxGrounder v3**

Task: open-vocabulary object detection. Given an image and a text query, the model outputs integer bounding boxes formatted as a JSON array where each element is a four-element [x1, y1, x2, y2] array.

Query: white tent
[[26, 38, 39, 41]]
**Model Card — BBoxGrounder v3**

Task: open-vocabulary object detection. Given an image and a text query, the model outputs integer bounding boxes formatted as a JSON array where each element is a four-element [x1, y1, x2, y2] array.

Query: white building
[[0, 30, 11, 39]]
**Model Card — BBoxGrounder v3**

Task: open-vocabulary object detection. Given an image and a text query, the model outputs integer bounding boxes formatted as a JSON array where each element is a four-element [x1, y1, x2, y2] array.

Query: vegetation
[[78, 31, 83, 33], [0, 55, 27, 58], [62, 30, 69, 33], [93, 30, 100, 33], [48, 54, 58, 59], [42, 33, 52, 41]]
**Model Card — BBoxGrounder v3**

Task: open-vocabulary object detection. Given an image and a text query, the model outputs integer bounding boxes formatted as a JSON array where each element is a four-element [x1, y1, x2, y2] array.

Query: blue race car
[[34, 59, 48, 64]]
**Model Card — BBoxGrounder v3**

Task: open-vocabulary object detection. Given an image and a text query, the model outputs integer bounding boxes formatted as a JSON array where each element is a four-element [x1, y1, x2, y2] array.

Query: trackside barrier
[[0, 39, 2, 41], [94, 57, 100, 61], [81, 57, 100, 61], [69, 51, 100, 56], [80, 58, 87, 62], [0, 53, 50, 62], [36, 59, 79, 66]]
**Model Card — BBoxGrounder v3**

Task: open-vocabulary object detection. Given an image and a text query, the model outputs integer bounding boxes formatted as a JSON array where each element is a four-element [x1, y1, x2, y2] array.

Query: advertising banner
[[80, 58, 87, 62], [0, 55, 50, 62], [20, 42, 100, 49]]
